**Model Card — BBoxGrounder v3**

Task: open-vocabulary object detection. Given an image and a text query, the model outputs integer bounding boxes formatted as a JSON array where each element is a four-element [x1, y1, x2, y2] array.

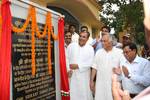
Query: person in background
[[122, 33, 132, 48], [67, 31, 94, 100], [90, 34, 123, 100], [80, 25, 88, 32], [64, 22, 70, 32], [69, 24, 79, 43], [64, 31, 72, 48], [64, 31, 72, 79], [141, 44, 150, 61], [92, 25, 111, 53], [120, 43, 150, 98]]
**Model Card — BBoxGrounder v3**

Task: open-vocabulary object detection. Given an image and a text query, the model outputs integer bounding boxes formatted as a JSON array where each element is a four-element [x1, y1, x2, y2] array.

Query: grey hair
[[102, 34, 116, 45], [111, 35, 118, 46], [102, 34, 113, 42]]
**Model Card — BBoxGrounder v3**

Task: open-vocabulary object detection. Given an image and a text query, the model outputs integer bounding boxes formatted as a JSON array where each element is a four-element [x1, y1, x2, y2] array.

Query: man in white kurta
[[71, 32, 79, 43], [90, 34, 123, 100], [69, 24, 79, 43], [64, 31, 72, 81], [67, 31, 94, 100]]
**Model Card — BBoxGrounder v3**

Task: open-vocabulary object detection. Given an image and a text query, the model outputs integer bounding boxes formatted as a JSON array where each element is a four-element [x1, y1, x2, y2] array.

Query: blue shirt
[[91, 39, 102, 53], [120, 55, 150, 94]]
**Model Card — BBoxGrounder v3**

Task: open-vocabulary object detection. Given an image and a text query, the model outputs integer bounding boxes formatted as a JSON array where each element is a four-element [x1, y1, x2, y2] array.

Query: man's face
[[101, 35, 112, 49], [123, 46, 136, 62], [122, 36, 131, 46], [79, 32, 88, 46], [101, 28, 109, 35], [64, 23, 69, 31], [69, 26, 76, 33], [65, 32, 72, 45]]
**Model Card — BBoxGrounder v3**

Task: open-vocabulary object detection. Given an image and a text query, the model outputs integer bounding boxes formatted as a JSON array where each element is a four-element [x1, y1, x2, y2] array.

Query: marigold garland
[[47, 12, 58, 40], [48, 28, 52, 74], [10, 6, 58, 76], [35, 13, 48, 38], [12, 6, 32, 33], [31, 6, 36, 75]]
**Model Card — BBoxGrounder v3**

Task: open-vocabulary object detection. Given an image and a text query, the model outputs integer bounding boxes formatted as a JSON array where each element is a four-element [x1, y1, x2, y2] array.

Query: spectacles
[[123, 50, 132, 55]]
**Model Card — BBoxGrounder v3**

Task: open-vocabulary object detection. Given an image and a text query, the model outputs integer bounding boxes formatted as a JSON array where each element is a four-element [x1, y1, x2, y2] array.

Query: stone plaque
[[12, 17, 56, 100]]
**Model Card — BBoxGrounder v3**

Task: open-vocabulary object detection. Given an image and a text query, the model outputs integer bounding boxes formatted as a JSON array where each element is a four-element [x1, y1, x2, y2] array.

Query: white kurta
[[64, 43, 69, 71], [67, 42, 94, 100], [92, 47, 123, 100], [71, 32, 79, 43]]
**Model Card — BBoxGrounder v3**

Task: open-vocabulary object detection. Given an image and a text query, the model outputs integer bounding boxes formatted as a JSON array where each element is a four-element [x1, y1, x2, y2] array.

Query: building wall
[[30, 0, 102, 38], [31, 0, 47, 7]]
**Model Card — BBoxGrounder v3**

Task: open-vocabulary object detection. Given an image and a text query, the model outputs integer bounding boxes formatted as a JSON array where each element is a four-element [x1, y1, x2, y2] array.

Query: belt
[[130, 93, 138, 98]]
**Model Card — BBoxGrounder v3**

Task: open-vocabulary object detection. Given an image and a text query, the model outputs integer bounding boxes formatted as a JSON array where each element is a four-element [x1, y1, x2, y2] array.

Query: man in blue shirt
[[92, 26, 111, 53]]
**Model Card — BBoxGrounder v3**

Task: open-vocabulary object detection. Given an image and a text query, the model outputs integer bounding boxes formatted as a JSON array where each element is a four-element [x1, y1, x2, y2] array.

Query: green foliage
[[135, 32, 145, 45], [98, 0, 145, 45]]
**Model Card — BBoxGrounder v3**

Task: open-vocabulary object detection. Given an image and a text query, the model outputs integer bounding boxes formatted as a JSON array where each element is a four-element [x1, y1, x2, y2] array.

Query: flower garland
[[48, 26, 52, 74], [12, 6, 31, 33], [11, 6, 58, 76], [31, 6, 36, 75], [47, 12, 58, 74]]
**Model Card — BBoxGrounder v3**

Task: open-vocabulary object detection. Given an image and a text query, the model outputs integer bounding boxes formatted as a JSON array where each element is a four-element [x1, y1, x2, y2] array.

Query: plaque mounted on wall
[[12, 17, 56, 100]]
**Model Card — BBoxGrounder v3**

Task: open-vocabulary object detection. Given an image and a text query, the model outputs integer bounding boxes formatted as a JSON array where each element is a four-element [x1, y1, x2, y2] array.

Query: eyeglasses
[[123, 50, 132, 55]]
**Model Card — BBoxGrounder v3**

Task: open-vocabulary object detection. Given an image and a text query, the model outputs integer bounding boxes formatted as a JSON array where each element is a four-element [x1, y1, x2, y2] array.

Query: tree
[[98, 0, 145, 45]]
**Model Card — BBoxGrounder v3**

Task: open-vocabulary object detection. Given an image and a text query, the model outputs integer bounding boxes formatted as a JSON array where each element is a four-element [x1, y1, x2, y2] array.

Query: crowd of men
[[64, 1, 150, 99], [64, 23, 150, 100]]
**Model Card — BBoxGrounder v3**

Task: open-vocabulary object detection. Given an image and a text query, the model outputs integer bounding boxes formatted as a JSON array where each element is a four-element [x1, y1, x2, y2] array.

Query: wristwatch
[[128, 73, 131, 79]]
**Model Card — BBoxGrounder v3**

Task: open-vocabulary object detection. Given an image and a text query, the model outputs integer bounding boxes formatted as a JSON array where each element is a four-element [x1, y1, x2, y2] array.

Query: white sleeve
[[78, 48, 94, 72], [92, 51, 99, 70]]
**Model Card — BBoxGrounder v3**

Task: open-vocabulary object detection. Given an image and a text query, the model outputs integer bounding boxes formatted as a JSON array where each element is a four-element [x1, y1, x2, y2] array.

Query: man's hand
[[70, 64, 78, 70], [67, 70, 73, 78], [96, 36, 100, 42], [122, 66, 129, 78], [144, 17, 150, 31], [90, 80, 95, 93], [143, 0, 150, 48], [112, 74, 131, 100], [90, 68, 97, 94], [113, 67, 121, 75]]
